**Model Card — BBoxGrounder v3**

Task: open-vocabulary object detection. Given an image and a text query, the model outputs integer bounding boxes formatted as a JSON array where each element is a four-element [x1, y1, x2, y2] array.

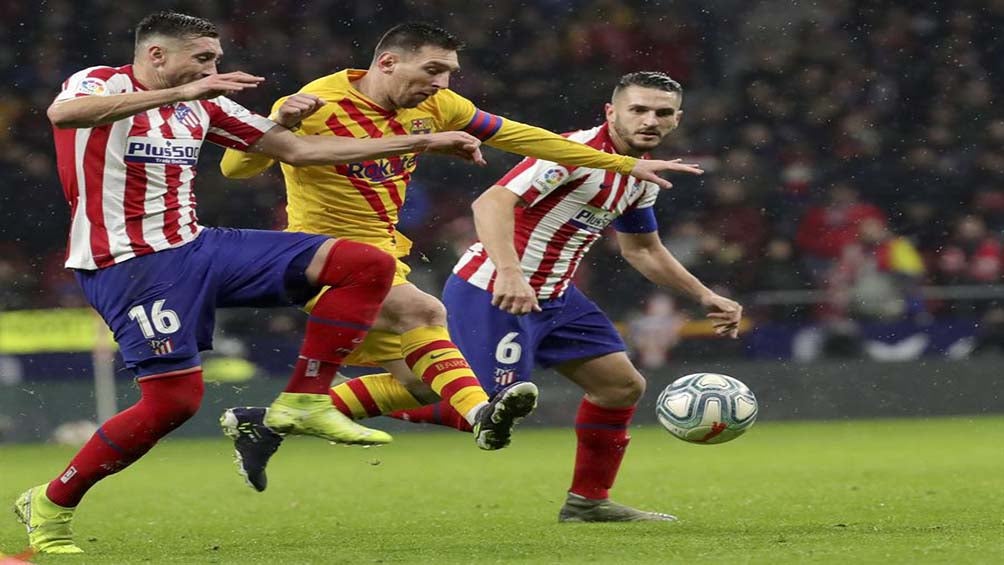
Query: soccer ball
[[656, 373, 758, 444]]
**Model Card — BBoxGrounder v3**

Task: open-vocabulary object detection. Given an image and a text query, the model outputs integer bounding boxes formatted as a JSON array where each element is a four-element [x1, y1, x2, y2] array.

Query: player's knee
[[597, 372, 646, 407], [357, 246, 395, 295], [625, 373, 647, 404], [400, 297, 447, 328], [346, 242, 396, 291], [318, 239, 396, 294]]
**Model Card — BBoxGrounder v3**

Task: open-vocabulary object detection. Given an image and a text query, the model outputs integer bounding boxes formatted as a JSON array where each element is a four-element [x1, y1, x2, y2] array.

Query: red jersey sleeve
[[200, 96, 277, 151]]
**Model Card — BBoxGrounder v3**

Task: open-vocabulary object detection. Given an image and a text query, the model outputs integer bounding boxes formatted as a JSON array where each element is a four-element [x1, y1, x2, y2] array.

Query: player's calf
[[284, 239, 395, 395]]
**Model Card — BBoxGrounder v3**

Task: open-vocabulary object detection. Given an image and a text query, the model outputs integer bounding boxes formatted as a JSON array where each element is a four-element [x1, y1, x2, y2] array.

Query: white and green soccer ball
[[656, 373, 758, 444]]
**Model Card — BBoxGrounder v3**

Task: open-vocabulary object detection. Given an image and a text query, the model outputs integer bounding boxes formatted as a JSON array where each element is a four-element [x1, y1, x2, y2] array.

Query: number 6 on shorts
[[495, 331, 522, 364]]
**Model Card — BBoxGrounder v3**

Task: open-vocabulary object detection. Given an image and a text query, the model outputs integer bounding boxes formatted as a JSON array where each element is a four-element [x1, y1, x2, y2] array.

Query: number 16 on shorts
[[128, 299, 181, 354], [128, 299, 181, 337]]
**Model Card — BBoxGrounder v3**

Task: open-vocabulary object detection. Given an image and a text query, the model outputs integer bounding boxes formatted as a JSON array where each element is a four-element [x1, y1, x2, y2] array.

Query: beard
[[612, 121, 663, 153], [627, 135, 662, 151]]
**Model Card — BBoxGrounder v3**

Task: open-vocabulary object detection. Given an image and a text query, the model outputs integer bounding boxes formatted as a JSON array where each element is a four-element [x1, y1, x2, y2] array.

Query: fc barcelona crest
[[410, 118, 432, 134]]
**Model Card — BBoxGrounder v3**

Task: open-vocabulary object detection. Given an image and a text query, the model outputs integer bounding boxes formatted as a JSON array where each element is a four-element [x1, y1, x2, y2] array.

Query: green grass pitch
[[2, 417, 1002, 564]]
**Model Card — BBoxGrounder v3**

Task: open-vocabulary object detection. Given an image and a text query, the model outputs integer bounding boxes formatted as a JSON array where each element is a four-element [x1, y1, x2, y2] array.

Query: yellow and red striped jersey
[[221, 69, 637, 257]]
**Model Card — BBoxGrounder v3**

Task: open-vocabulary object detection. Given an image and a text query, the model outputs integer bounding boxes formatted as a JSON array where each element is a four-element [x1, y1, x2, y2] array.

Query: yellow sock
[[401, 326, 488, 420], [329, 373, 423, 419]]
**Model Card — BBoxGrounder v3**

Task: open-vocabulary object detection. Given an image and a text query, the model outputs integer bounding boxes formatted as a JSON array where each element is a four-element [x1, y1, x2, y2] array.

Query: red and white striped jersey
[[454, 124, 660, 300], [53, 65, 276, 270]]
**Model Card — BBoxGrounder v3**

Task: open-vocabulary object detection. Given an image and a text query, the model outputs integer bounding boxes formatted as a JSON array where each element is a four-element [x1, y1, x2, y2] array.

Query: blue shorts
[[75, 227, 328, 377], [442, 275, 625, 397]]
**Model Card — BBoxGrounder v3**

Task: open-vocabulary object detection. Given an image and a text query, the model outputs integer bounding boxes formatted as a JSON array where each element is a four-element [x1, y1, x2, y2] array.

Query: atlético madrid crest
[[148, 338, 174, 356], [174, 103, 201, 130], [494, 367, 516, 387], [410, 118, 432, 134]]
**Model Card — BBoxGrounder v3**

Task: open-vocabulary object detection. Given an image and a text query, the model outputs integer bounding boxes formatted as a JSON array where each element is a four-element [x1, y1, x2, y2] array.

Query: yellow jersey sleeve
[[484, 119, 636, 175], [432, 89, 637, 176], [430, 89, 479, 130], [219, 95, 292, 179]]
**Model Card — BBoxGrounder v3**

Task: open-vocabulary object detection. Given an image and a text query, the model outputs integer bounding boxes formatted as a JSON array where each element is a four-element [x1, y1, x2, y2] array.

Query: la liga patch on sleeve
[[532, 167, 568, 192], [77, 78, 107, 95]]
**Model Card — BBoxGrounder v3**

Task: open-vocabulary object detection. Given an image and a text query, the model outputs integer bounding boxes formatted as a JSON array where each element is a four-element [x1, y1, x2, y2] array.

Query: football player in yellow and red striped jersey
[[218, 22, 702, 492]]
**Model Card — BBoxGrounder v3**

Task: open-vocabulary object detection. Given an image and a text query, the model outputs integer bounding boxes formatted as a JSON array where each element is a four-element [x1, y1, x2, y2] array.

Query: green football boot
[[264, 392, 392, 445], [13, 485, 84, 554]]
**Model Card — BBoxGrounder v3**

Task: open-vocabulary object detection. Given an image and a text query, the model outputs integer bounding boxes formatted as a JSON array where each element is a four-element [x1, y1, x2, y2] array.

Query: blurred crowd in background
[[2, 0, 1003, 365]]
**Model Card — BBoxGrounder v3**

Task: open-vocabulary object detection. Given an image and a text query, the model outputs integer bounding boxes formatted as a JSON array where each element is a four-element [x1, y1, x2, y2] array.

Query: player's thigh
[[305, 256, 411, 315], [537, 287, 640, 401], [208, 227, 330, 308], [556, 351, 646, 406], [536, 286, 627, 370], [442, 275, 534, 396], [75, 243, 214, 377]]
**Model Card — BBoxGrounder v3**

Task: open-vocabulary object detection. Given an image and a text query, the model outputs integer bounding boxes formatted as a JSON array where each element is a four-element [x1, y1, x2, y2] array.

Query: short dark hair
[[135, 11, 218, 45], [374, 22, 463, 57], [613, 72, 683, 98]]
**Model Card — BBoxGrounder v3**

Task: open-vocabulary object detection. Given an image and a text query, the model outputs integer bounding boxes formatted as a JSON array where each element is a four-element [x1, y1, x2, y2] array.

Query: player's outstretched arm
[[220, 93, 326, 178], [220, 147, 276, 179], [471, 186, 540, 315], [617, 230, 742, 338], [482, 119, 702, 186], [250, 129, 484, 167], [48, 72, 265, 129]]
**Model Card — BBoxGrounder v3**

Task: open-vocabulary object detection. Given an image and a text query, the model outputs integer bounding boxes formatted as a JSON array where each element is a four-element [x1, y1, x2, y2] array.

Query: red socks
[[46, 370, 204, 508], [569, 398, 635, 500], [284, 240, 395, 394], [393, 396, 633, 500], [389, 401, 473, 432]]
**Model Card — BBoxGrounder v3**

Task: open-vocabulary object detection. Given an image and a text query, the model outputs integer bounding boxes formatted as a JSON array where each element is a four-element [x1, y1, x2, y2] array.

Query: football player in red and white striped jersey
[[404, 72, 744, 521], [14, 11, 486, 555]]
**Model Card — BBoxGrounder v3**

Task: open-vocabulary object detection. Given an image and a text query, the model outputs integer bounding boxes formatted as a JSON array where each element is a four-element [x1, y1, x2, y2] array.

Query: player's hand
[[629, 158, 703, 189], [700, 292, 743, 339], [176, 72, 265, 101], [273, 94, 325, 129], [422, 132, 487, 166], [492, 268, 540, 315]]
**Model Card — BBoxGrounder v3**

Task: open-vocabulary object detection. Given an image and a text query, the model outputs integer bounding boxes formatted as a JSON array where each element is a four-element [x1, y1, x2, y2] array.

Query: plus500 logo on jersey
[[125, 137, 201, 166], [343, 155, 418, 181], [570, 205, 617, 233]]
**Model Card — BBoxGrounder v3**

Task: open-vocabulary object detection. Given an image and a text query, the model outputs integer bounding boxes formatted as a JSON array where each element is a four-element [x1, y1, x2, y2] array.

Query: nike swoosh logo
[[430, 352, 451, 360]]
